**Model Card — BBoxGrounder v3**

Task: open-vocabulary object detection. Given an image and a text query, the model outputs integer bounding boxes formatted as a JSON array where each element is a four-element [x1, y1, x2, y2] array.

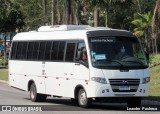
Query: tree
[[0, 0, 25, 59], [131, 12, 152, 52], [152, 0, 160, 55], [83, 0, 132, 27]]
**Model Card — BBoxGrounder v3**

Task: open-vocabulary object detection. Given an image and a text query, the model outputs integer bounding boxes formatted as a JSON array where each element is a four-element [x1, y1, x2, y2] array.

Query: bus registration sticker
[[119, 86, 130, 91], [94, 54, 106, 60]]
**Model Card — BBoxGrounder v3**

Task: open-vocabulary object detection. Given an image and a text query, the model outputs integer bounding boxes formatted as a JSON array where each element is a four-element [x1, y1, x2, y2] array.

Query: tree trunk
[[51, 0, 55, 25], [4, 33, 6, 61], [43, 0, 47, 24], [136, 0, 142, 12], [63, 0, 71, 24], [56, 0, 61, 24], [94, 9, 99, 27], [154, 38, 158, 55], [75, 0, 80, 24], [105, 11, 108, 27]]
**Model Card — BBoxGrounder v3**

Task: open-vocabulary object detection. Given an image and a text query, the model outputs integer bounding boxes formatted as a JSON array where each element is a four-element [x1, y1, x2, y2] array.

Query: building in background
[[0, 32, 14, 57]]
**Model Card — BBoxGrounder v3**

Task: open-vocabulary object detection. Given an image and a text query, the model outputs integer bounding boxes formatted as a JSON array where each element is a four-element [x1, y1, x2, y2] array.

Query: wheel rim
[[79, 91, 87, 105], [30, 86, 36, 99]]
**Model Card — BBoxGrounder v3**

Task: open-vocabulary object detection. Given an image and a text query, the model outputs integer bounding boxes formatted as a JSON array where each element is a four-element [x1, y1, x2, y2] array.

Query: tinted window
[[76, 42, 85, 59], [16, 42, 23, 59], [38, 42, 46, 60], [51, 41, 59, 60], [57, 41, 65, 60], [11, 42, 17, 59], [45, 41, 52, 60], [32, 42, 39, 60], [21, 42, 28, 59], [27, 42, 34, 59], [65, 43, 76, 62]]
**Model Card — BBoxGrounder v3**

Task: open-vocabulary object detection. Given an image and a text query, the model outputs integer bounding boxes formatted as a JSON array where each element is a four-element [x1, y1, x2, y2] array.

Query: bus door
[[74, 41, 89, 81], [62, 42, 76, 97]]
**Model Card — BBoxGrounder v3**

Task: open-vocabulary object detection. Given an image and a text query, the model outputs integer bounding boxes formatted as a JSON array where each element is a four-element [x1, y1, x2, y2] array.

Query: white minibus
[[9, 25, 150, 108]]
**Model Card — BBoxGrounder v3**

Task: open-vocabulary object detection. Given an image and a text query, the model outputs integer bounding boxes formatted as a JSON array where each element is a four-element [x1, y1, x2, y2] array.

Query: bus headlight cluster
[[91, 77, 107, 84], [142, 77, 150, 84]]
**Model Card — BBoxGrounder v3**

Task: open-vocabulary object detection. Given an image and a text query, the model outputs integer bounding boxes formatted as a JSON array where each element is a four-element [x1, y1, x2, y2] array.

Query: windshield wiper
[[123, 60, 144, 66], [104, 60, 124, 67]]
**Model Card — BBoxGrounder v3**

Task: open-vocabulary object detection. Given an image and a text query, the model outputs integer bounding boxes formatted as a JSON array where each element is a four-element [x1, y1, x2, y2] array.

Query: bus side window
[[32, 42, 40, 60], [21, 42, 28, 59], [16, 42, 23, 59], [11, 42, 17, 59], [76, 42, 88, 66], [57, 41, 65, 61], [27, 42, 34, 60], [65, 43, 76, 62], [38, 42, 46, 60], [45, 41, 52, 60]]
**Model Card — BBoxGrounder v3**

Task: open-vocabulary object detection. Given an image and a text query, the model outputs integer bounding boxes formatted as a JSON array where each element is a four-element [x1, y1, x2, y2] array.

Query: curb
[[0, 80, 8, 84]]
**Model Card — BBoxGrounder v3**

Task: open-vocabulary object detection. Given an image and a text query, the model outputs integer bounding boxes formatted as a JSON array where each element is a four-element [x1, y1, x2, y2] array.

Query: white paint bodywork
[[9, 27, 150, 99]]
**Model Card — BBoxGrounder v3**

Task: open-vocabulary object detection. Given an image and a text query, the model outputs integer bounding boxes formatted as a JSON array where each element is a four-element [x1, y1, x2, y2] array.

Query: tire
[[39, 94, 47, 102], [127, 97, 141, 108], [78, 89, 91, 108], [71, 98, 78, 106], [30, 83, 46, 102]]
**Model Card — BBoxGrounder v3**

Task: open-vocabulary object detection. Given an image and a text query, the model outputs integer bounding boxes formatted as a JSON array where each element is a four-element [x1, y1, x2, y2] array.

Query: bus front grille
[[109, 79, 140, 92]]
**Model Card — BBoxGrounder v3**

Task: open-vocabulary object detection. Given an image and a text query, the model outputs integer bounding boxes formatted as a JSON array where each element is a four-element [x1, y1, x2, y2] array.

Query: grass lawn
[[149, 66, 160, 96], [0, 68, 8, 81]]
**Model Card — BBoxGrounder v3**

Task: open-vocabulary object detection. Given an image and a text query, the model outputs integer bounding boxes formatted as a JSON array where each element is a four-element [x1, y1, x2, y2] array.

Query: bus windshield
[[88, 36, 148, 69]]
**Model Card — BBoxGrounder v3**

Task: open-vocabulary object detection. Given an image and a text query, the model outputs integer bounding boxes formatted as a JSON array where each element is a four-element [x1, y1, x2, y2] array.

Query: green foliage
[[131, 12, 152, 48], [0, 0, 25, 32], [132, 12, 152, 37], [0, 58, 8, 67]]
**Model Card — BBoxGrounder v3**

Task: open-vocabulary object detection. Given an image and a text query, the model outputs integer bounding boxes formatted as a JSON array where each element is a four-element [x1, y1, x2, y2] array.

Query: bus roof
[[13, 25, 136, 41]]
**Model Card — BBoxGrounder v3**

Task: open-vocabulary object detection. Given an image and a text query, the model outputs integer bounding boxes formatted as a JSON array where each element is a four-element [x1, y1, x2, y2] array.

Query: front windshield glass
[[89, 36, 148, 69]]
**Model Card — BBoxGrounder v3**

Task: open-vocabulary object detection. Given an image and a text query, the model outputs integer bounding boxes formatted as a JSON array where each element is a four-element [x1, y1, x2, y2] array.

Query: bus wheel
[[39, 94, 47, 102], [127, 97, 141, 108], [78, 89, 91, 108], [71, 98, 78, 106], [30, 83, 46, 102]]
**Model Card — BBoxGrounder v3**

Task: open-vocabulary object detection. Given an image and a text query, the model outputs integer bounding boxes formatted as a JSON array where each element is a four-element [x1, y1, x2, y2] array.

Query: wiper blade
[[105, 60, 124, 67], [124, 60, 144, 66]]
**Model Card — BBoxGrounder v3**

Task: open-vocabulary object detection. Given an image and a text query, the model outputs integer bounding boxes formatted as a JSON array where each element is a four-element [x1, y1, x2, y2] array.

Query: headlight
[[142, 77, 150, 84], [91, 77, 107, 84]]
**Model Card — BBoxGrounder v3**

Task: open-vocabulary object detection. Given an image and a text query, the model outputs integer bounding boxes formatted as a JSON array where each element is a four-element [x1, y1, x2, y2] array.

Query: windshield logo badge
[[122, 80, 128, 84]]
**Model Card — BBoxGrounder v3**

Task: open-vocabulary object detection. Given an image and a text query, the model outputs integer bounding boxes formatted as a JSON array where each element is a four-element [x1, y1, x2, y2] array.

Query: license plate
[[119, 86, 130, 90]]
